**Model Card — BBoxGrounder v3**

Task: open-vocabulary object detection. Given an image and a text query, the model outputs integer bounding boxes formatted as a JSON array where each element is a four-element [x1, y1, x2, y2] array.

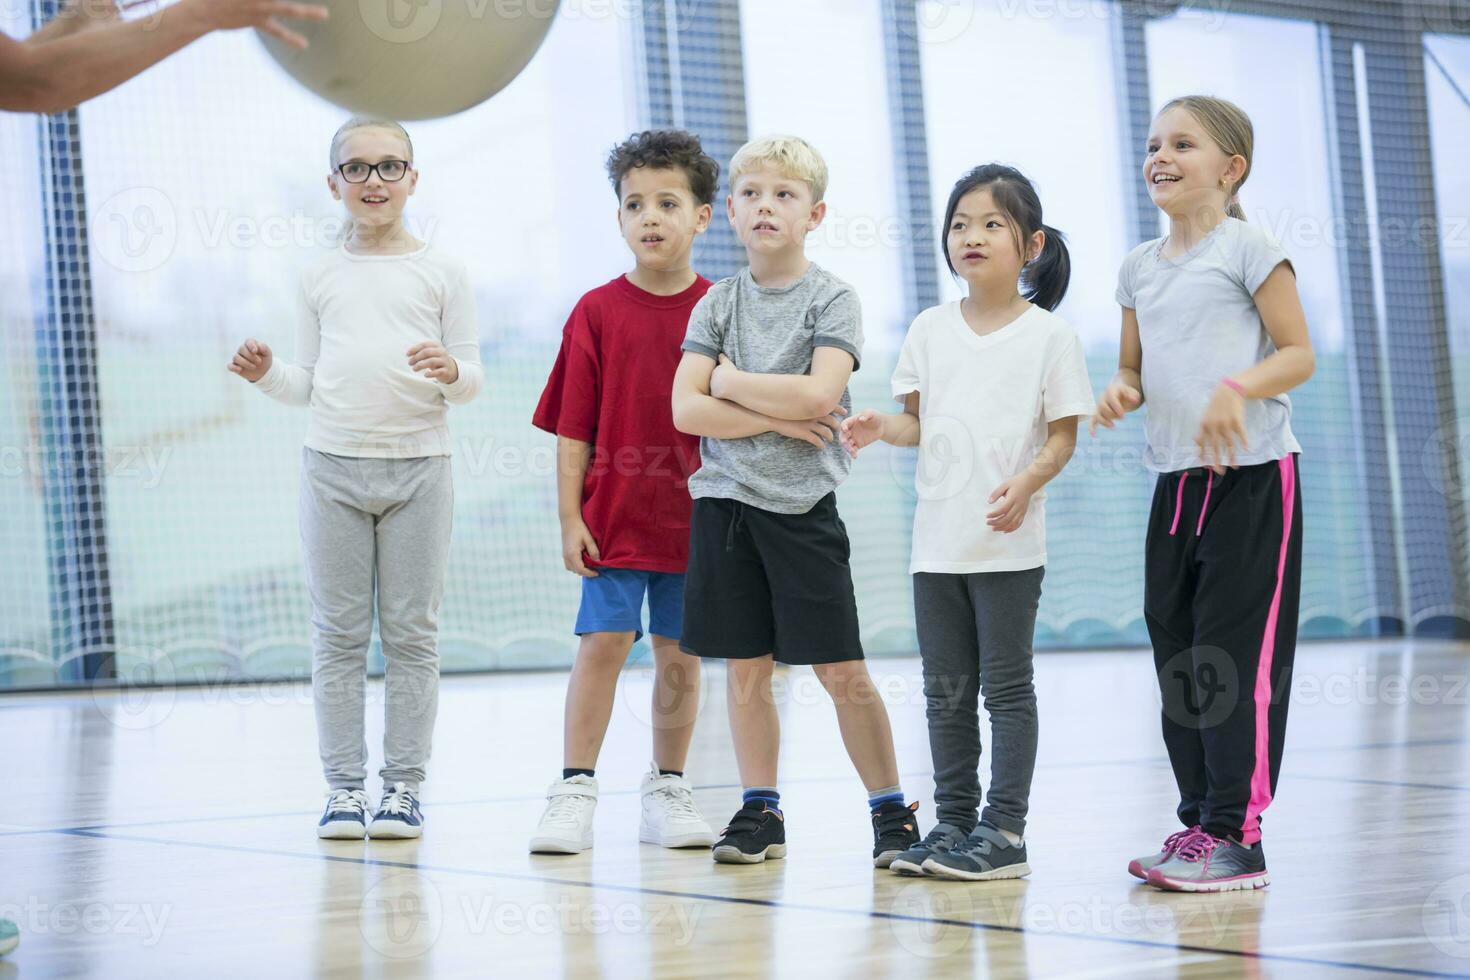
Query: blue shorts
[[575, 569, 686, 641]]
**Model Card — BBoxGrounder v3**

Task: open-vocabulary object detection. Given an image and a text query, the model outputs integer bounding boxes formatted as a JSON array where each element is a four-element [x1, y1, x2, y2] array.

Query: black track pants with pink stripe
[[1144, 454, 1302, 845]]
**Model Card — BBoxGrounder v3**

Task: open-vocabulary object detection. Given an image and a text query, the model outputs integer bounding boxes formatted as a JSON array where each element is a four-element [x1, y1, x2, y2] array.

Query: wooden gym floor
[[3, 639, 1470, 978]]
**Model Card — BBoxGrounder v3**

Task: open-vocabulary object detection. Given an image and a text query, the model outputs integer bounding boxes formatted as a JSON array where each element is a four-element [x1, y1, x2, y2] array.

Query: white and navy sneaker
[[317, 788, 370, 840], [639, 765, 716, 848], [368, 782, 424, 840], [529, 775, 598, 854]]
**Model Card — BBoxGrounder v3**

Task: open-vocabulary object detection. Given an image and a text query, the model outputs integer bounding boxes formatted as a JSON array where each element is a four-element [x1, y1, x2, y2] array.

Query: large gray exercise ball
[[259, 0, 560, 120]]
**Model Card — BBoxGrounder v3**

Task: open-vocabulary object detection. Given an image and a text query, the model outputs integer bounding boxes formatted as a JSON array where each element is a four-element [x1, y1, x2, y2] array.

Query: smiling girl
[[1092, 95, 1314, 892], [842, 164, 1094, 881], [228, 116, 483, 841]]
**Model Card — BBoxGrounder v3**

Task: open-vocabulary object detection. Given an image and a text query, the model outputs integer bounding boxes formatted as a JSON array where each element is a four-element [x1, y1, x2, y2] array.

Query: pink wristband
[[1220, 377, 1246, 397]]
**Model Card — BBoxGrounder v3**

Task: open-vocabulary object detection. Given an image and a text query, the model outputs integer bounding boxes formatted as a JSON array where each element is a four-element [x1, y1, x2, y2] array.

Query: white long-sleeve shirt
[[255, 243, 484, 458]]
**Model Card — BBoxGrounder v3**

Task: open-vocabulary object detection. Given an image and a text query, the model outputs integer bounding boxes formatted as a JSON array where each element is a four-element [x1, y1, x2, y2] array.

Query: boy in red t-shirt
[[528, 130, 719, 853]]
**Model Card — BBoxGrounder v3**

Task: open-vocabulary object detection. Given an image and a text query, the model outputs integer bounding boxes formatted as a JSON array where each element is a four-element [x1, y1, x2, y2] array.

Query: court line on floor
[[47, 827, 1463, 978], [4, 736, 1467, 839]]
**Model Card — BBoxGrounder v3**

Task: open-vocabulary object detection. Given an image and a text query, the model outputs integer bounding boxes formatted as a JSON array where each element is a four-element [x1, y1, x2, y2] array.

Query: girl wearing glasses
[[228, 116, 483, 841]]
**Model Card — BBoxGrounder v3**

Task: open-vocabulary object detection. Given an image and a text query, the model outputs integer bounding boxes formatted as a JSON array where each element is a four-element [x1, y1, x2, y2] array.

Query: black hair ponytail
[[941, 164, 1071, 311], [1023, 223, 1070, 312]]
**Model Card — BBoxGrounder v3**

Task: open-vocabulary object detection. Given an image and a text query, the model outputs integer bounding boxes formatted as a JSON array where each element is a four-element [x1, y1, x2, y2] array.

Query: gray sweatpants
[[300, 448, 453, 794], [914, 567, 1044, 836]]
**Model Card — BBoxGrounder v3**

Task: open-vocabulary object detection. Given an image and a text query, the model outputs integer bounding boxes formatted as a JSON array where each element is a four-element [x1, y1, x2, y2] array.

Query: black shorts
[[679, 492, 864, 666]]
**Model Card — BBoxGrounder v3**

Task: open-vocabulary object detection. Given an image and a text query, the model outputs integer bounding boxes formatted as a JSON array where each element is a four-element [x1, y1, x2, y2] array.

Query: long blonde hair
[[1159, 95, 1253, 221]]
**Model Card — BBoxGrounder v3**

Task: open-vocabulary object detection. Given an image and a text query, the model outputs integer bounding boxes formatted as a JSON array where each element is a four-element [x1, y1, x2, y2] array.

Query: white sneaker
[[639, 764, 715, 848], [529, 775, 598, 853]]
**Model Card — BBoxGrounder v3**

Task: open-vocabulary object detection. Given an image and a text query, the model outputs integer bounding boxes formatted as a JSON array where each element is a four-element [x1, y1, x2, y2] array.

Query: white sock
[[1000, 828, 1023, 846]]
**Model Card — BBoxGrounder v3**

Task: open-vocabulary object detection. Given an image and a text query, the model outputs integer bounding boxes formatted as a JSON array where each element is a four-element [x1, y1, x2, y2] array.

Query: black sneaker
[[889, 822, 969, 876], [872, 800, 922, 868], [712, 801, 786, 864]]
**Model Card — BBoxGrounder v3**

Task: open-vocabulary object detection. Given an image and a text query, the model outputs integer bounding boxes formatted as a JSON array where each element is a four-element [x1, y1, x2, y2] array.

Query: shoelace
[[326, 790, 367, 815], [1171, 828, 1223, 862], [650, 784, 701, 822], [542, 791, 593, 827], [1161, 825, 1202, 854], [377, 786, 417, 817], [916, 827, 958, 849]]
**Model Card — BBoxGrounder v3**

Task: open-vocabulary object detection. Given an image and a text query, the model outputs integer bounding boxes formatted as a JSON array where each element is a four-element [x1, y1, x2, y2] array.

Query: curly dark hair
[[605, 130, 720, 206]]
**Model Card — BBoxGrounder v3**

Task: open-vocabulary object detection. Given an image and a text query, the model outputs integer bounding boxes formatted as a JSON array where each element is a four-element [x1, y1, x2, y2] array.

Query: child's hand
[[710, 353, 738, 400], [227, 338, 272, 382], [986, 475, 1036, 533], [1195, 383, 1248, 472], [408, 342, 459, 384], [773, 408, 847, 448], [561, 518, 601, 578], [839, 410, 884, 458], [1089, 381, 1142, 436]]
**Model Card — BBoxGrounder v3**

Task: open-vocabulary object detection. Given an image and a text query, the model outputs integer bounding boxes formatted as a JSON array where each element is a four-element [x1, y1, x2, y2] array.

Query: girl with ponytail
[[1093, 95, 1314, 892], [840, 164, 1095, 881]]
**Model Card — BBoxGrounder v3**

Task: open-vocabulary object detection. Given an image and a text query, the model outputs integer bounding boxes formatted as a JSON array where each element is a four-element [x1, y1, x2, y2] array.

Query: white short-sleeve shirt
[[891, 302, 1095, 574]]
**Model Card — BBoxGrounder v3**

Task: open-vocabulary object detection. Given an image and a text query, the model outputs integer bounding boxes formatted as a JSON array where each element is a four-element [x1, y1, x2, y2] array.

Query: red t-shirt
[[532, 274, 711, 573]]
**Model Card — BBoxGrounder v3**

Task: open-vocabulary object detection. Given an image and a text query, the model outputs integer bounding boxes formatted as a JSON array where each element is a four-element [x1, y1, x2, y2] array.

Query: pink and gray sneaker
[[1127, 825, 1203, 880], [1146, 830, 1269, 892]]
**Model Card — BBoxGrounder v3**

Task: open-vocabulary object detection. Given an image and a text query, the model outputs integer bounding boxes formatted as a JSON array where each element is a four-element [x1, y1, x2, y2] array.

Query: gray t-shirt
[[1116, 217, 1302, 473], [681, 262, 863, 514]]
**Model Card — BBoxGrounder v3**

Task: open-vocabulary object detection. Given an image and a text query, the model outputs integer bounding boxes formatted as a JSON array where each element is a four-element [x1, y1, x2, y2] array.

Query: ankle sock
[[868, 785, 904, 812], [562, 768, 595, 780], [743, 787, 780, 813], [658, 768, 684, 778], [1000, 828, 1024, 846]]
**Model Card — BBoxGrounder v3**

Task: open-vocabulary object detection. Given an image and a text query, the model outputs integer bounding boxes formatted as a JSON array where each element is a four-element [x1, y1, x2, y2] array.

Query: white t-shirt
[[891, 302, 1095, 574], [256, 243, 484, 458], [1115, 218, 1301, 472]]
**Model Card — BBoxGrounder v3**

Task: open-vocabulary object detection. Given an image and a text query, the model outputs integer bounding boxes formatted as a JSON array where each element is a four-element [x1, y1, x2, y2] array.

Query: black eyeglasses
[[336, 160, 411, 184]]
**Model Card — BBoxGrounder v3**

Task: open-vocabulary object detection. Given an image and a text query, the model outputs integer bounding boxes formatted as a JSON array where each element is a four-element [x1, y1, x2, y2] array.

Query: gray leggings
[[914, 567, 1044, 836], [300, 448, 453, 793]]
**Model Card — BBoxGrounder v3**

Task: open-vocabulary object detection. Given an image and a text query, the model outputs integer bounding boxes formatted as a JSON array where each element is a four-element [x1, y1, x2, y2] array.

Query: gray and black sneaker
[[872, 800, 922, 868], [1146, 831, 1268, 892], [922, 822, 1030, 882], [712, 801, 787, 864], [889, 822, 969, 876], [1128, 825, 1204, 880]]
